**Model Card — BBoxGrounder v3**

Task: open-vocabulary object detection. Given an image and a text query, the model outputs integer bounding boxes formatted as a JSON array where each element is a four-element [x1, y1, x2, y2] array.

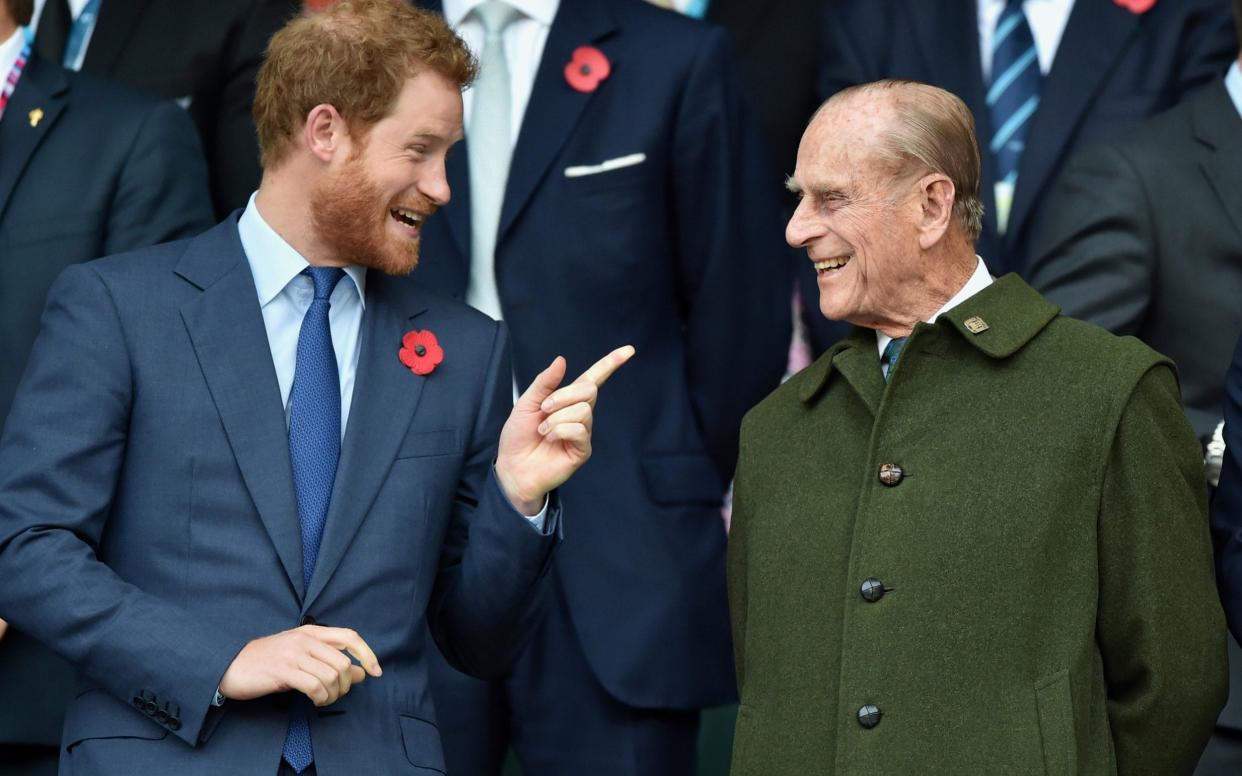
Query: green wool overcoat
[[728, 276, 1228, 775]]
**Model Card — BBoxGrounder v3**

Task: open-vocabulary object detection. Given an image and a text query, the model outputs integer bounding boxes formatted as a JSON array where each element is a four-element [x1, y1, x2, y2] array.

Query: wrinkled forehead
[[795, 100, 894, 189]]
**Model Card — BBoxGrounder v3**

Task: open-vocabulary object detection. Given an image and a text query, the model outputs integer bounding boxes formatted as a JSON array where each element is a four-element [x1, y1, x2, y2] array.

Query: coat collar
[[799, 274, 1059, 405]]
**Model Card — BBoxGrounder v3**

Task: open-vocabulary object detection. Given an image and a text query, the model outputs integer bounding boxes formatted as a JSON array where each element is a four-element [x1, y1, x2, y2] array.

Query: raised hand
[[218, 624, 382, 706], [495, 346, 635, 514]]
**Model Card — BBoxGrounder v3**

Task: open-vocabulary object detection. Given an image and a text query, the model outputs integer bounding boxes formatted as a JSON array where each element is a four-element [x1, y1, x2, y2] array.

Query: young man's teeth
[[814, 257, 849, 271], [391, 208, 422, 226]]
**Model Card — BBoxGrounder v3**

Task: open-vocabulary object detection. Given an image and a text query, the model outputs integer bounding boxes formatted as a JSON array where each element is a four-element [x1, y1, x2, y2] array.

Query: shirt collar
[[876, 256, 994, 356], [237, 192, 367, 309], [1225, 61, 1242, 122], [443, 0, 558, 27], [0, 27, 25, 85]]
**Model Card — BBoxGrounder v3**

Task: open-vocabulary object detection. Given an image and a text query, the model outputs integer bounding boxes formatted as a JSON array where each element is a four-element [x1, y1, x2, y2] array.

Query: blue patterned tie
[[881, 337, 907, 383], [282, 267, 345, 774], [987, 0, 1041, 228]]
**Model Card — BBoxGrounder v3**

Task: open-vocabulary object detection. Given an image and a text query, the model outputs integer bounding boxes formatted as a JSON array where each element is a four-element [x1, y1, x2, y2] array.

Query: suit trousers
[[431, 571, 700, 776]]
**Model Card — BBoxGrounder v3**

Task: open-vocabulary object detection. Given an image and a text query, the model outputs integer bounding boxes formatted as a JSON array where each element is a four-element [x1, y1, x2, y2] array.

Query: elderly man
[[727, 79, 1227, 774], [0, 1, 630, 774]]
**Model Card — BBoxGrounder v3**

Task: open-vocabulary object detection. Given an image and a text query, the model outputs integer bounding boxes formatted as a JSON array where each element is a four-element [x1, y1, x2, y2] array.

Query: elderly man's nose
[[786, 203, 819, 248]]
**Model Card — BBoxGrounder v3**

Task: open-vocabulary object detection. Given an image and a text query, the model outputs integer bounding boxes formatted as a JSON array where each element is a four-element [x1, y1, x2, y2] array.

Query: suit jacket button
[[154, 709, 169, 723], [858, 704, 882, 729], [142, 699, 157, 715], [168, 717, 182, 731], [878, 463, 904, 487], [860, 578, 886, 603], [132, 696, 144, 709], [300, 615, 317, 626]]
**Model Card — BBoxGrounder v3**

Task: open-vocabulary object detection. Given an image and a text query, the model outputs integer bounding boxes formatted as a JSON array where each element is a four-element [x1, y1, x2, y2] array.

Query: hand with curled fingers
[[218, 624, 382, 707], [495, 346, 636, 515]]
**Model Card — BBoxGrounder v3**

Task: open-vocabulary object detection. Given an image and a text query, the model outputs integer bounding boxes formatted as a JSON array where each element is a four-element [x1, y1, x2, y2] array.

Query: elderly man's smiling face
[[786, 93, 926, 331]]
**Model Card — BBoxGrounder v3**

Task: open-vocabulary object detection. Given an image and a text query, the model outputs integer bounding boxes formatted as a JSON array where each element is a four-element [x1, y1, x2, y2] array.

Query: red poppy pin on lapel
[[1113, 0, 1156, 13], [564, 46, 610, 93], [399, 330, 443, 376]]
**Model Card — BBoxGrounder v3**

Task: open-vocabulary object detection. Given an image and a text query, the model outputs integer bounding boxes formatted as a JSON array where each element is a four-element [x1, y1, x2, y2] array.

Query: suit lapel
[[303, 273, 430, 610], [906, 2, 997, 238], [1008, 0, 1139, 245], [178, 220, 305, 598], [0, 56, 68, 223], [497, 0, 618, 241], [80, 0, 153, 75], [1195, 83, 1242, 246]]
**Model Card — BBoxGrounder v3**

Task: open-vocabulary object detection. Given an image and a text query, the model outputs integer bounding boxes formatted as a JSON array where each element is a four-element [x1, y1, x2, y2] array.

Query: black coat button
[[878, 464, 904, 487], [300, 614, 317, 626], [142, 700, 157, 715], [168, 717, 182, 731], [154, 708, 169, 723], [860, 578, 886, 603], [858, 704, 882, 729], [132, 696, 144, 709]]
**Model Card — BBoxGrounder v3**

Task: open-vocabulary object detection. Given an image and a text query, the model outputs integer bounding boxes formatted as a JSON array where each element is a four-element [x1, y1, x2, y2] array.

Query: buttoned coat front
[[728, 276, 1228, 775]]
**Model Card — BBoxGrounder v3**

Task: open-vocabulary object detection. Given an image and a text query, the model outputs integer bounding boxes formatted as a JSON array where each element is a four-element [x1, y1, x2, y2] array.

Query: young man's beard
[[309, 154, 427, 276]]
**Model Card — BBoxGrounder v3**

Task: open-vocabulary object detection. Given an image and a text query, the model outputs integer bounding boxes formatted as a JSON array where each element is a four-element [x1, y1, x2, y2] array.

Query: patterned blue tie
[[881, 337, 907, 383], [282, 267, 345, 774], [987, 0, 1041, 205]]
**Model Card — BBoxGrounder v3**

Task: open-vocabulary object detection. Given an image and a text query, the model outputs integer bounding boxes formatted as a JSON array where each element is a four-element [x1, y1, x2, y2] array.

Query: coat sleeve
[[1027, 142, 1153, 338], [0, 264, 251, 748], [1097, 363, 1228, 774], [670, 27, 792, 481], [104, 99, 216, 254], [1210, 332, 1242, 643], [427, 323, 559, 679]]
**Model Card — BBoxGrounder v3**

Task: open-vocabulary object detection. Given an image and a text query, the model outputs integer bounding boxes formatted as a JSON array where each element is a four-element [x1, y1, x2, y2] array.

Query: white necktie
[[466, 0, 521, 321]]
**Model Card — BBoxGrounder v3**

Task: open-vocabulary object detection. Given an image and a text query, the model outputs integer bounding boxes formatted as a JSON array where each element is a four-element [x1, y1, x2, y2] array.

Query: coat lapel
[[800, 328, 883, 415], [177, 219, 305, 597], [303, 273, 430, 610], [80, 0, 153, 75], [497, 0, 617, 241], [0, 56, 68, 223], [1008, 0, 1140, 246], [1194, 83, 1242, 246]]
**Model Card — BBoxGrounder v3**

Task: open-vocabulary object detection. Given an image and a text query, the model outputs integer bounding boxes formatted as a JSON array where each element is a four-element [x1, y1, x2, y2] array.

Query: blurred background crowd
[[0, 0, 1239, 774]]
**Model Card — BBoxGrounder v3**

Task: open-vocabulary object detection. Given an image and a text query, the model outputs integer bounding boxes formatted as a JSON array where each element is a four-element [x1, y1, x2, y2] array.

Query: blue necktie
[[282, 267, 345, 774], [881, 337, 907, 383], [987, 0, 1041, 194]]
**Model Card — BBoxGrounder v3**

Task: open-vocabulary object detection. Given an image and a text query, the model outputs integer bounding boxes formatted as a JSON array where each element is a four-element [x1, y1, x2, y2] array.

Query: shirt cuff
[[212, 688, 226, 707], [524, 497, 549, 532]]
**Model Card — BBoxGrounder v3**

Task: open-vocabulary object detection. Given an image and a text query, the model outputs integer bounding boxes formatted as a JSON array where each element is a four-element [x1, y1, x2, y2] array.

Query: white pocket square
[[564, 153, 646, 178]]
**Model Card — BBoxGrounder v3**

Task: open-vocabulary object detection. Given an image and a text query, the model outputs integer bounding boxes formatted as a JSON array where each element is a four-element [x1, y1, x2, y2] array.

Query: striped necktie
[[987, 0, 1041, 234], [881, 337, 907, 383]]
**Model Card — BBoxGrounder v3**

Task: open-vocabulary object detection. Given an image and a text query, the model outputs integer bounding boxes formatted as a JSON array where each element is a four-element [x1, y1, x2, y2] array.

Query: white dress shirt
[[235, 194, 547, 526], [1226, 61, 1242, 119], [0, 27, 24, 87], [876, 257, 995, 357], [30, 0, 98, 70], [444, 0, 559, 148], [976, 0, 1075, 80]]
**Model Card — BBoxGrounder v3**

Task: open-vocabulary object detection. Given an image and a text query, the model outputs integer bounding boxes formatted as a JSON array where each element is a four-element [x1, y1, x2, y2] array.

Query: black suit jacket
[[1029, 81, 1242, 738], [0, 54, 214, 749], [802, 0, 1236, 354], [75, 0, 301, 217]]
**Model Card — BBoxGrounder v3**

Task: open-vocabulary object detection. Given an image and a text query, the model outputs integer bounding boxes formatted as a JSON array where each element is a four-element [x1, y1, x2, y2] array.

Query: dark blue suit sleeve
[[0, 265, 250, 748], [104, 100, 215, 254], [671, 27, 792, 480], [427, 323, 558, 679], [1211, 329, 1242, 643]]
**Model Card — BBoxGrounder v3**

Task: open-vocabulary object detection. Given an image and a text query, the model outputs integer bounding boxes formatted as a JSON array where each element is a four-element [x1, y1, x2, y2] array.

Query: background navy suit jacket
[[415, 0, 791, 709], [0, 217, 558, 774], [0, 52, 214, 755], [803, 0, 1236, 354]]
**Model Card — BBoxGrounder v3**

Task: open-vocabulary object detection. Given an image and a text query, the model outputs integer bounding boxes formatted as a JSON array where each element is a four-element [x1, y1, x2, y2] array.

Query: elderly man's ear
[[915, 174, 956, 250]]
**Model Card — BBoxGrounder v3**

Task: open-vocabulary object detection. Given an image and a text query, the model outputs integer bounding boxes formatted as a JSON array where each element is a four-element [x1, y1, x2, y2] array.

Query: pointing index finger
[[573, 345, 635, 389]]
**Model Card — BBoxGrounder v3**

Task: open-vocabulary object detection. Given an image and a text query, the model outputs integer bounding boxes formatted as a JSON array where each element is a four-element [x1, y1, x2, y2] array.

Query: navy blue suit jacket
[[0, 217, 559, 775], [415, 0, 791, 709], [0, 53, 214, 753], [802, 0, 1236, 354]]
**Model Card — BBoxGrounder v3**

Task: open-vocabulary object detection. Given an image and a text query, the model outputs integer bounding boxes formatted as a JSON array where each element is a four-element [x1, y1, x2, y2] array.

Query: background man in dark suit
[[31, 0, 301, 216], [800, 0, 1237, 355], [1030, 10, 1242, 771], [0, 1, 215, 771], [0, 2, 629, 773], [413, 1, 791, 773]]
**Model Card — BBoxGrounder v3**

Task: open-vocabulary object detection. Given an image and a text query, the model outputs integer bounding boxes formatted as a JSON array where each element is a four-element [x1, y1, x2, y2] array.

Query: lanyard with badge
[[0, 40, 31, 124]]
